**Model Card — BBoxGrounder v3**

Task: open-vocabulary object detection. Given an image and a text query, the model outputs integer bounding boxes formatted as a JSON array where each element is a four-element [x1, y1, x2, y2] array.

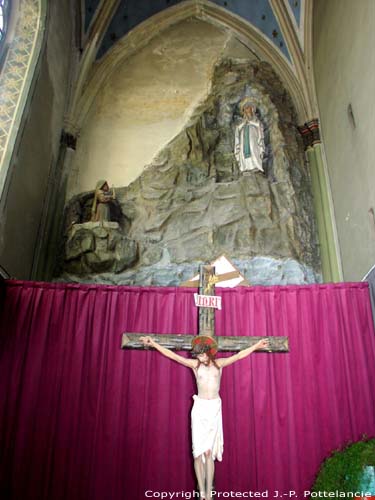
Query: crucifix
[[121, 264, 289, 354], [121, 262, 288, 500]]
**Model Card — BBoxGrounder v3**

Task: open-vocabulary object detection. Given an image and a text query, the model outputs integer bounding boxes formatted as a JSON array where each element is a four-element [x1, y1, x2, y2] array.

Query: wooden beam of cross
[[121, 265, 289, 353]]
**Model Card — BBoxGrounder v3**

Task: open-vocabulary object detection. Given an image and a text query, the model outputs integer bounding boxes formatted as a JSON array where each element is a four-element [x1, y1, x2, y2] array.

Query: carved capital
[[298, 118, 321, 150], [60, 130, 77, 150]]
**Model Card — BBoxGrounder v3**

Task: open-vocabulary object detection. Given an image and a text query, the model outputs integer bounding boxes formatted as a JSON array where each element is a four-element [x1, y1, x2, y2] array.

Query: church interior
[[0, 0, 375, 499]]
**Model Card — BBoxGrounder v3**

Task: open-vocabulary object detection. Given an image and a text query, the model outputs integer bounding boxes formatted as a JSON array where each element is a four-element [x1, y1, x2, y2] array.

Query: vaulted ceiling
[[68, 0, 315, 134], [84, 0, 305, 62]]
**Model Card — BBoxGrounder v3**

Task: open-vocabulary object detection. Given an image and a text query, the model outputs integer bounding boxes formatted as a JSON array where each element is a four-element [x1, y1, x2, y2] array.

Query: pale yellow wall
[[67, 18, 257, 199], [314, 0, 375, 281]]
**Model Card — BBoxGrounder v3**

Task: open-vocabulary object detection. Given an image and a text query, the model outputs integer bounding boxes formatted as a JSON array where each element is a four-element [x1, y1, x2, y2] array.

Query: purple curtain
[[1, 280, 375, 499]]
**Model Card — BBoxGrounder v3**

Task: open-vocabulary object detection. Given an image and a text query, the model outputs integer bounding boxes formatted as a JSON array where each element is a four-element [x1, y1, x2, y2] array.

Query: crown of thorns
[[191, 335, 218, 356]]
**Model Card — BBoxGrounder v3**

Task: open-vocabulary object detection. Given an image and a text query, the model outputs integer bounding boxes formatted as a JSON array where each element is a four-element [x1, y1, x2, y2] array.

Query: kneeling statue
[[91, 180, 116, 222]]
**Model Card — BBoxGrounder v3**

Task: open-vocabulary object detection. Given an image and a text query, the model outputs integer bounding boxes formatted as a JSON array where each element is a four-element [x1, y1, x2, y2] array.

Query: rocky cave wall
[[60, 59, 321, 286]]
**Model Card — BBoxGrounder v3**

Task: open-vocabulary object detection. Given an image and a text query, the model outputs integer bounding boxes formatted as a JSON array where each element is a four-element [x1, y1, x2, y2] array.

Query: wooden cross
[[121, 265, 289, 353]]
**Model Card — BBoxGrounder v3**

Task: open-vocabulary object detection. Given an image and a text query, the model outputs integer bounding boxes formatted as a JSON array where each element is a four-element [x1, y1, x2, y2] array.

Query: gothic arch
[[64, 0, 340, 282], [66, 0, 314, 135], [0, 0, 47, 198]]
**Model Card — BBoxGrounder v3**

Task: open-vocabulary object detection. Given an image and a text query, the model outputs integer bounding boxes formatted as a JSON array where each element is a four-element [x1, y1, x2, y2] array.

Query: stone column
[[31, 130, 77, 280], [298, 119, 342, 282]]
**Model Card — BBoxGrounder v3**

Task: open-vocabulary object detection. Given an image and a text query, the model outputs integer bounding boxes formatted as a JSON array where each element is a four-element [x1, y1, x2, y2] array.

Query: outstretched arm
[[217, 339, 270, 368], [140, 336, 197, 368]]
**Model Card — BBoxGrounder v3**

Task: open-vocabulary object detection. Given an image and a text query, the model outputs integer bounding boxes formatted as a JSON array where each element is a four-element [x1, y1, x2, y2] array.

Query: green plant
[[312, 438, 375, 494]]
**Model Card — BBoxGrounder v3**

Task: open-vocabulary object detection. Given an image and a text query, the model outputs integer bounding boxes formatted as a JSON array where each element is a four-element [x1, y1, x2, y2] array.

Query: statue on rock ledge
[[91, 180, 116, 223], [59, 59, 320, 285], [62, 179, 138, 275], [234, 98, 265, 174]]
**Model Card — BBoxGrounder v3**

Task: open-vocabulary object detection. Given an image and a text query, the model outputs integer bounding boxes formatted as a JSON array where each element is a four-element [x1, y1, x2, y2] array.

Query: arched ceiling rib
[[68, 0, 317, 134], [287, 0, 302, 26], [85, 0, 101, 31], [84, 0, 291, 61]]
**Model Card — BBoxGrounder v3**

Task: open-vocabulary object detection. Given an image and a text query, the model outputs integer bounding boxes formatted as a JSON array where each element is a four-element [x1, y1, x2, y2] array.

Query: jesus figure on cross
[[140, 334, 270, 500]]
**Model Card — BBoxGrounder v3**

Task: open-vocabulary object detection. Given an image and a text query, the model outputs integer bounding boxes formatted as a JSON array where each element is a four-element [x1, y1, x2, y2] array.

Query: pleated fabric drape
[[0, 280, 375, 499]]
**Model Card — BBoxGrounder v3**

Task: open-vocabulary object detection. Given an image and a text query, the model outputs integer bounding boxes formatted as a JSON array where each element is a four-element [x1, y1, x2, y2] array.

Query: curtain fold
[[1, 280, 375, 499]]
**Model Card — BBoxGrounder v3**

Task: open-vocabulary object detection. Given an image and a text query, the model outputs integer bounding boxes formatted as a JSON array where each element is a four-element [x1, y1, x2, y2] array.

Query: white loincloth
[[191, 395, 224, 463]]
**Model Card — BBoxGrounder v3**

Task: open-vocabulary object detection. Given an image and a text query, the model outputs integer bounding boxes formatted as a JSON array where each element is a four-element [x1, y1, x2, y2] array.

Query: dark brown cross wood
[[121, 265, 289, 353]]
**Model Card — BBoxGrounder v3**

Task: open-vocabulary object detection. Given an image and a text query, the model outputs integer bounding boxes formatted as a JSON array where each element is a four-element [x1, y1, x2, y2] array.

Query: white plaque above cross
[[121, 263, 289, 353]]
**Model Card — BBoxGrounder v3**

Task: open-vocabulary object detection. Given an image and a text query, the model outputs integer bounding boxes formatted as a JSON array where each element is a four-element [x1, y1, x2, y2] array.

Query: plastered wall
[[67, 18, 257, 199], [314, 0, 375, 280]]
